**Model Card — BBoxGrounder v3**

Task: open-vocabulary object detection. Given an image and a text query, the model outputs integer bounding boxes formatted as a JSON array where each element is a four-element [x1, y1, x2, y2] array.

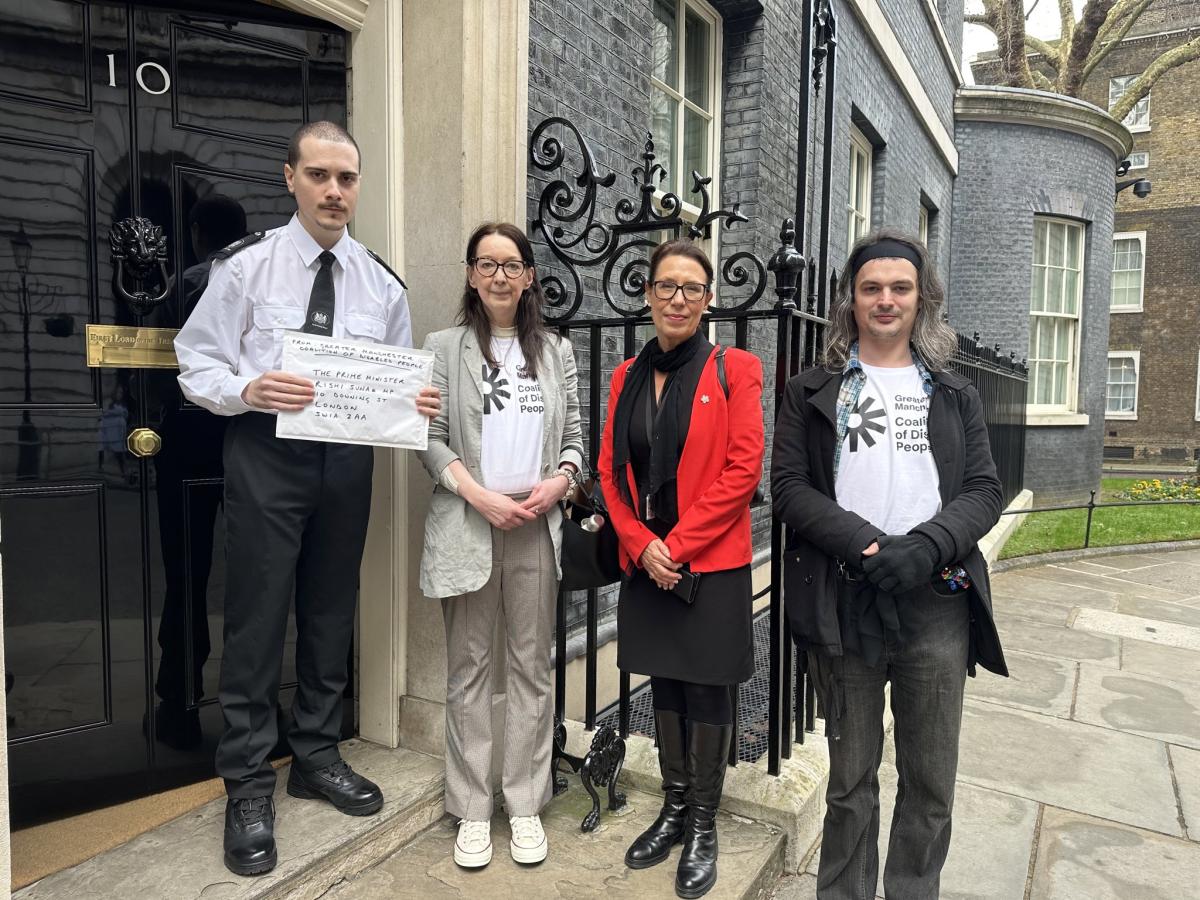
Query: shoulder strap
[[716, 345, 729, 399], [364, 247, 407, 289], [211, 231, 266, 260]]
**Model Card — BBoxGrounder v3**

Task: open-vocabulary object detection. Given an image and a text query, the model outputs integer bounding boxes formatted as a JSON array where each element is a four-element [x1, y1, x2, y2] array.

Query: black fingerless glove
[[861, 533, 939, 594]]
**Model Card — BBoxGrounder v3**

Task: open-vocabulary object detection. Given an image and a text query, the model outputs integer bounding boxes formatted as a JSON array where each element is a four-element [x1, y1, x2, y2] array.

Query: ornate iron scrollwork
[[551, 717, 627, 832], [109, 216, 169, 315], [530, 118, 766, 320], [813, 0, 837, 95]]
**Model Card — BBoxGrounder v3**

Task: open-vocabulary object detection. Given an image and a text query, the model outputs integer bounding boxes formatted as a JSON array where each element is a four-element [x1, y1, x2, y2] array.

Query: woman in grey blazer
[[417, 222, 584, 871]]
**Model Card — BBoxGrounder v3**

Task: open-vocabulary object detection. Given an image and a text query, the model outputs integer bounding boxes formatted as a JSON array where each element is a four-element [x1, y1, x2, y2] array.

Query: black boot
[[675, 720, 732, 899], [625, 710, 688, 869], [223, 796, 277, 876], [287, 759, 384, 815]]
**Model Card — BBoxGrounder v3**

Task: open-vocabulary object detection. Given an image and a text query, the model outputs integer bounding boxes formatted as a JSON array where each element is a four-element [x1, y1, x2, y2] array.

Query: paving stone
[[327, 781, 784, 900], [1116, 594, 1200, 629], [769, 873, 819, 899], [1120, 637, 1200, 685], [1029, 807, 1200, 899], [965, 650, 1075, 718], [1169, 744, 1200, 839], [992, 612, 1120, 666], [876, 748, 1036, 900], [1072, 608, 1200, 653], [1077, 563, 1200, 598], [1037, 566, 1191, 603], [1072, 665, 1200, 750], [1071, 553, 1175, 572], [956, 700, 1181, 836], [15, 742, 446, 900], [989, 575, 1118, 626]]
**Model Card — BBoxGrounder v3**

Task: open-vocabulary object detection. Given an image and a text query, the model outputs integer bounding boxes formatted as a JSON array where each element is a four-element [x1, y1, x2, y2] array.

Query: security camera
[[1133, 179, 1152, 199]]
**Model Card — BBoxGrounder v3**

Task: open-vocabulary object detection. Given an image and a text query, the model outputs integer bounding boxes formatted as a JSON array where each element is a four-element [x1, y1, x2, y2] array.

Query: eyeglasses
[[470, 257, 529, 278], [650, 280, 709, 303]]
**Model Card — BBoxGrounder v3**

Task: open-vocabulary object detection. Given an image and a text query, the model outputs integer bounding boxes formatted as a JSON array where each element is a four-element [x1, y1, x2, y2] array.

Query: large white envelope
[[275, 333, 434, 450]]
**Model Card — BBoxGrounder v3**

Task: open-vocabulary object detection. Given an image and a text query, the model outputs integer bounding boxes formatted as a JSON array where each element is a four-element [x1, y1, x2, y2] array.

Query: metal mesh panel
[[595, 608, 778, 764]]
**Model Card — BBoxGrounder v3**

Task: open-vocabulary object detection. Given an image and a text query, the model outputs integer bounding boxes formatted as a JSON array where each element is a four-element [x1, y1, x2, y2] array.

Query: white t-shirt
[[480, 334, 544, 494], [834, 362, 941, 535]]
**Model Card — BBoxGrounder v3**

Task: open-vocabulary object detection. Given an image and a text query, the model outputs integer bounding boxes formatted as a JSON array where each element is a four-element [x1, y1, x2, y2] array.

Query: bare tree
[[967, 0, 1200, 121]]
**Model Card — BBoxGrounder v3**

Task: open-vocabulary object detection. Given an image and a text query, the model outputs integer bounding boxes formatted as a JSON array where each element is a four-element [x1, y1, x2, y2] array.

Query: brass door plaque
[[86, 324, 180, 368]]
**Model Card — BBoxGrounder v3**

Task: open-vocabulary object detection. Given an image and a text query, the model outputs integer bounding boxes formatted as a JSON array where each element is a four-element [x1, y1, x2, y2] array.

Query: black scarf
[[611, 331, 711, 524]]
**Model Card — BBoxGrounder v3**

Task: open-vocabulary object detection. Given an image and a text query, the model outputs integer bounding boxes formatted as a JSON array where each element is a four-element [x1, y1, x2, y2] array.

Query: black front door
[[0, 0, 348, 825]]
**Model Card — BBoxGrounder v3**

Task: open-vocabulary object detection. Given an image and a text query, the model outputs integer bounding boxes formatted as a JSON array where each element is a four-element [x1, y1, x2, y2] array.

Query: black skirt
[[617, 564, 754, 685]]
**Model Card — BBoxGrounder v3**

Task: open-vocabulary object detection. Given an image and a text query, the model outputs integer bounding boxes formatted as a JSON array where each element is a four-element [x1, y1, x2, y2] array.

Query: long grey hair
[[823, 227, 957, 371]]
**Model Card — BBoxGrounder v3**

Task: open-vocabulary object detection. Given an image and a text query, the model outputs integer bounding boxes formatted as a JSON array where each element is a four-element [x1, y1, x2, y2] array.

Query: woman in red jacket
[[599, 238, 764, 899]]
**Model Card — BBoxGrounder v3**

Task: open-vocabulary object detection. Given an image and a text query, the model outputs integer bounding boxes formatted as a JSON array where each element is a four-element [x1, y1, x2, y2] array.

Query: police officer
[[175, 121, 440, 877]]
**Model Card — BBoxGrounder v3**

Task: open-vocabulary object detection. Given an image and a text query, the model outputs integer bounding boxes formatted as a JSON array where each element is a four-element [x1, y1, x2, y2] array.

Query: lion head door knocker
[[109, 216, 169, 316]]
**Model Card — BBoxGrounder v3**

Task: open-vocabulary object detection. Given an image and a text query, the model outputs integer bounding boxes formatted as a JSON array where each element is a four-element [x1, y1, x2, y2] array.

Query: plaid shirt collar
[[834, 342, 934, 474]]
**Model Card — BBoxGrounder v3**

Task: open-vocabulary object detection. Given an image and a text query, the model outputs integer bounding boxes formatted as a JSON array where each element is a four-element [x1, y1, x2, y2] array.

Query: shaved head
[[287, 120, 359, 169]]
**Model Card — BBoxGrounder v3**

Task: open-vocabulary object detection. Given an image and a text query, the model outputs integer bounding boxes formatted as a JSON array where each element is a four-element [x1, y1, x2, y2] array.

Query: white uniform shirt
[[175, 214, 413, 416], [834, 362, 941, 534], [480, 333, 544, 493]]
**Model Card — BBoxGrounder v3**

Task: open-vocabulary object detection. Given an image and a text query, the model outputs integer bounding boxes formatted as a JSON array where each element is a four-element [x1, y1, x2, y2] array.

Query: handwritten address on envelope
[[275, 333, 434, 450]]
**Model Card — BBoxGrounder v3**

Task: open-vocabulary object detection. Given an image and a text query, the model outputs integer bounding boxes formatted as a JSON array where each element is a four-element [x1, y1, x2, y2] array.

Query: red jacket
[[598, 346, 764, 573]]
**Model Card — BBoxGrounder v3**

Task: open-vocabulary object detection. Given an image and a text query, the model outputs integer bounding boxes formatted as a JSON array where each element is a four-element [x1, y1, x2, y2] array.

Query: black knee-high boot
[[625, 709, 688, 868], [675, 720, 732, 899]]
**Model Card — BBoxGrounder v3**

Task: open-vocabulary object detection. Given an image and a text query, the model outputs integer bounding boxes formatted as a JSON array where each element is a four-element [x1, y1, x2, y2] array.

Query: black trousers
[[216, 412, 372, 799]]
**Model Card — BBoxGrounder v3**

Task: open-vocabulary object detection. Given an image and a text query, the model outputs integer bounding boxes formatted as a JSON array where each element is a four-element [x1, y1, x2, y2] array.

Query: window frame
[[1127, 151, 1149, 170], [1109, 74, 1151, 133], [1110, 230, 1146, 314], [1105, 350, 1140, 421], [1195, 349, 1200, 422], [649, 0, 724, 220], [918, 204, 930, 246], [847, 125, 873, 252], [1028, 216, 1087, 415]]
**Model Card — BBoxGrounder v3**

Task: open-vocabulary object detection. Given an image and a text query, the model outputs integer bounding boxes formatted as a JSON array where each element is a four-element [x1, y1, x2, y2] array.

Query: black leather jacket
[[770, 364, 1008, 677]]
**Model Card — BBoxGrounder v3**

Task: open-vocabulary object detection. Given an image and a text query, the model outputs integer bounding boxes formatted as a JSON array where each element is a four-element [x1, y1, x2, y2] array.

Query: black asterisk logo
[[846, 396, 887, 452], [481, 364, 510, 414]]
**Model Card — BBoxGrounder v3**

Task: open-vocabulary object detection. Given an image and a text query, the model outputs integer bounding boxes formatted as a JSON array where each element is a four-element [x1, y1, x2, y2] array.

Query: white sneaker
[[454, 819, 492, 868], [509, 814, 548, 864]]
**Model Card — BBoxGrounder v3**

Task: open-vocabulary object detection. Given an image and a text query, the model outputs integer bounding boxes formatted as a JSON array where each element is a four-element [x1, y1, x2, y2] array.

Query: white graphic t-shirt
[[480, 334, 544, 494], [834, 362, 940, 535]]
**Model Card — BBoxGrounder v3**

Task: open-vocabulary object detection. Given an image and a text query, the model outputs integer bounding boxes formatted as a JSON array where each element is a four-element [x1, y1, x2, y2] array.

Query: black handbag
[[559, 463, 622, 591]]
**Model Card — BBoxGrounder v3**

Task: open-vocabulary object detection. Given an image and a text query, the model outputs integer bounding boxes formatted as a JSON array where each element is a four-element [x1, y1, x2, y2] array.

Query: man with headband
[[771, 229, 1007, 899]]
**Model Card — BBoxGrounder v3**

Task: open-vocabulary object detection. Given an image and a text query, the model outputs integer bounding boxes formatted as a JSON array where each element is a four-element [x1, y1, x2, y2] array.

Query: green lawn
[[999, 477, 1200, 559]]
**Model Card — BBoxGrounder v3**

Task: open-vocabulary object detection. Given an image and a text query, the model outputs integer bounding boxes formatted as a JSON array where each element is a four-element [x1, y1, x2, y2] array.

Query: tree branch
[[1032, 69, 1056, 91], [1084, 0, 1153, 83], [1098, 0, 1150, 43], [1058, 0, 1076, 46], [996, 0, 1037, 88], [965, 13, 994, 28], [1061, 1, 1117, 96], [1109, 35, 1200, 122], [1026, 34, 1062, 70]]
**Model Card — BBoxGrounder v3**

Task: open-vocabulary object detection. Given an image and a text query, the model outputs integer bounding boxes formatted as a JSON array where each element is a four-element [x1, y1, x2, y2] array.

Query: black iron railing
[[539, 0, 1029, 797]]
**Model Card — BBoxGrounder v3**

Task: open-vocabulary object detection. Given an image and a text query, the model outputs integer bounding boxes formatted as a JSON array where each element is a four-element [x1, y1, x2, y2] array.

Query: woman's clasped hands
[[461, 472, 571, 530], [640, 538, 681, 590]]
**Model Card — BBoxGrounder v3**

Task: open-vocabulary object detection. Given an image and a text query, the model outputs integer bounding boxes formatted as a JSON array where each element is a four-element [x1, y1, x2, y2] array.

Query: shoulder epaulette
[[212, 231, 267, 260], [364, 247, 407, 289]]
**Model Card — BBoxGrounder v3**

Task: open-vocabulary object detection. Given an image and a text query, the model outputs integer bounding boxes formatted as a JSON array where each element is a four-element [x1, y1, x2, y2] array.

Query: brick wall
[[1079, 24, 1200, 460], [950, 117, 1117, 502]]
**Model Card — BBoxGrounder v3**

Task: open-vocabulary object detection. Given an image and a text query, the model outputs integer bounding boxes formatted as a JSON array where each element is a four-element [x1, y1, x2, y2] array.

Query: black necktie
[[303, 251, 336, 335]]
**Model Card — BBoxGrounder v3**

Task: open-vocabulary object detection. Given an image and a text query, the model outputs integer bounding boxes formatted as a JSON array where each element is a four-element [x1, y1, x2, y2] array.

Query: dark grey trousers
[[813, 585, 970, 900], [216, 412, 372, 799]]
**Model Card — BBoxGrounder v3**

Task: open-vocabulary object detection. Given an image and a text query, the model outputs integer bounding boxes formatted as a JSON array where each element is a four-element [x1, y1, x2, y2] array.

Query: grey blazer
[[417, 326, 585, 599]]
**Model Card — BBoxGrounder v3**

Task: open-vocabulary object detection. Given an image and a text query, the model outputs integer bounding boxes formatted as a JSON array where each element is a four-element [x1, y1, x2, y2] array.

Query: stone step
[[15, 741, 445, 900], [323, 778, 786, 900]]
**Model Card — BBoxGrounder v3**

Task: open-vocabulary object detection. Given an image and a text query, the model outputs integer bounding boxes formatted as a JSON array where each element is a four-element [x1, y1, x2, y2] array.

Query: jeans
[[812, 583, 970, 900]]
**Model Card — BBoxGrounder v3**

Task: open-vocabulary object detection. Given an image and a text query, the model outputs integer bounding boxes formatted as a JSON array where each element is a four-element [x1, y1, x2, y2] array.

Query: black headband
[[850, 239, 922, 280]]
